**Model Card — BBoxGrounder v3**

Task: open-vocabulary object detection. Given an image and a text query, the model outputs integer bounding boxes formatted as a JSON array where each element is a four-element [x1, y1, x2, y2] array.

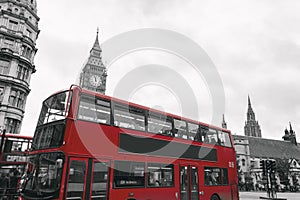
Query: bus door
[[179, 165, 199, 200], [88, 159, 110, 200], [65, 157, 110, 200], [65, 157, 88, 200]]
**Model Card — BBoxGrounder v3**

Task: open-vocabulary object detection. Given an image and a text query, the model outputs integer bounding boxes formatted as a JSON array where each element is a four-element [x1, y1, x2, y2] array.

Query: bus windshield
[[37, 91, 72, 126], [22, 152, 64, 199], [32, 91, 71, 150]]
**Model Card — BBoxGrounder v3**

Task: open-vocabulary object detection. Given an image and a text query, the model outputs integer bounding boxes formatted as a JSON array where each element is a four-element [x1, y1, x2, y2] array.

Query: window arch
[[242, 159, 246, 166]]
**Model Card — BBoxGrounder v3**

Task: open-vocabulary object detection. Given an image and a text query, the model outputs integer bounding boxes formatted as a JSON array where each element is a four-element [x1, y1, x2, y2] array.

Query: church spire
[[244, 95, 262, 137], [289, 122, 297, 145], [247, 95, 255, 121], [248, 95, 251, 107]]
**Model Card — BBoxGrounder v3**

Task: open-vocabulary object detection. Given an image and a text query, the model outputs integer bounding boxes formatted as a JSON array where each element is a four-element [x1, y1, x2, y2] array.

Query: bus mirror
[[56, 159, 63, 168]]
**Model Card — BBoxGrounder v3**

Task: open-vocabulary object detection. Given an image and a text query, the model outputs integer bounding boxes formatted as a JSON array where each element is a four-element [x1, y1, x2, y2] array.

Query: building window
[[17, 92, 25, 108], [8, 20, 18, 31], [4, 38, 14, 48], [21, 45, 32, 59], [0, 60, 10, 75], [5, 118, 20, 133], [9, 89, 17, 107], [17, 65, 29, 81], [0, 87, 4, 103], [242, 159, 246, 166], [26, 29, 32, 38], [9, 89, 26, 109]]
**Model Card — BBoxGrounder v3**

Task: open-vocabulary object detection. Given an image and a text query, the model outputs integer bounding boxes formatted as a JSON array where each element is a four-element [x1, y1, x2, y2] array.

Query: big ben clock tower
[[79, 29, 107, 94]]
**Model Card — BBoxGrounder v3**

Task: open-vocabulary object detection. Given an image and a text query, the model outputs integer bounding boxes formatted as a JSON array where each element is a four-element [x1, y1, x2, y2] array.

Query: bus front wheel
[[210, 194, 220, 200]]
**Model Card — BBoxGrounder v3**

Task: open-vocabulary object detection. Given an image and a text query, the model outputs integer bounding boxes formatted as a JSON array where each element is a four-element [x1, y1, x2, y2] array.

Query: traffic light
[[266, 160, 272, 171], [270, 160, 276, 172], [260, 160, 266, 175]]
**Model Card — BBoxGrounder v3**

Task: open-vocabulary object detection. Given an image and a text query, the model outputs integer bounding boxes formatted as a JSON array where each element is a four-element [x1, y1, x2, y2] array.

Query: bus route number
[[228, 161, 235, 168]]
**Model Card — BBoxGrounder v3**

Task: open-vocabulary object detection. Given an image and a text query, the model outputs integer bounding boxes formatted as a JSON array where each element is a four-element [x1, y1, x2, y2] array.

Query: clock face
[[89, 75, 102, 87]]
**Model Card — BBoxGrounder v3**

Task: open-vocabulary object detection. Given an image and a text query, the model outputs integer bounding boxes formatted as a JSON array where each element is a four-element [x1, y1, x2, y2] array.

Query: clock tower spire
[[79, 28, 107, 94]]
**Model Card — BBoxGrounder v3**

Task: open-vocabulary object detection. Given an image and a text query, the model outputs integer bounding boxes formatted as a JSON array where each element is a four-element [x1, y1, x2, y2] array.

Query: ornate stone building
[[233, 99, 300, 191], [224, 97, 300, 191], [244, 96, 262, 138], [0, 0, 39, 133], [233, 133, 300, 191], [79, 29, 107, 94]]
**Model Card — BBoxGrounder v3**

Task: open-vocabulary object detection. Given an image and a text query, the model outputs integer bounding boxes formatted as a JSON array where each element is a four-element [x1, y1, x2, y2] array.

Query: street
[[240, 192, 300, 200]]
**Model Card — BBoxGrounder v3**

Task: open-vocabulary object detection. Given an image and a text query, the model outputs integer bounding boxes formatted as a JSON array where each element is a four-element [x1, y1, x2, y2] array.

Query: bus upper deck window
[[78, 95, 111, 125]]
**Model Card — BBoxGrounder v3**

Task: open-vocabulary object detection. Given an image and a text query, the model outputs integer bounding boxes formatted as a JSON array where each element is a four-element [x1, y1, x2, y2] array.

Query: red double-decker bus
[[0, 132, 32, 199], [20, 85, 239, 200]]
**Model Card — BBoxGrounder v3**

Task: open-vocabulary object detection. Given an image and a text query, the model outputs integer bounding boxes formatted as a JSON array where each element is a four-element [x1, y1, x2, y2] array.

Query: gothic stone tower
[[0, 0, 39, 133], [79, 29, 107, 94], [244, 96, 262, 138], [283, 122, 297, 145]]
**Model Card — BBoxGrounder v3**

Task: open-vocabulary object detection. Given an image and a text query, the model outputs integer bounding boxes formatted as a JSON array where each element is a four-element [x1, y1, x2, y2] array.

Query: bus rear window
[[218, 131, 232, 147]]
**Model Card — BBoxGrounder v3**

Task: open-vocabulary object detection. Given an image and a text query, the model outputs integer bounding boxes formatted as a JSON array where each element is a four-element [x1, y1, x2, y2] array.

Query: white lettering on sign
[[6, 155, 26, 162]]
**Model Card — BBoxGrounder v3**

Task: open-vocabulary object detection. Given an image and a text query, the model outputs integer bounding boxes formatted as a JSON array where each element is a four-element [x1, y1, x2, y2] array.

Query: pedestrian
[[8, 170, 19, 200], [0, 173, 9, 200]]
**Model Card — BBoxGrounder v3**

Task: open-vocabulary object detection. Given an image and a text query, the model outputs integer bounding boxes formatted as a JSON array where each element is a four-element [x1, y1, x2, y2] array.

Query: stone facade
[[0, 0, 39, 133], [233, 134, 300, 191]]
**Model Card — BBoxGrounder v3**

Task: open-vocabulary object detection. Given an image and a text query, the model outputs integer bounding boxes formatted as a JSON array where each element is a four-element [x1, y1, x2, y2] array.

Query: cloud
[[21, 0, 300, 143]]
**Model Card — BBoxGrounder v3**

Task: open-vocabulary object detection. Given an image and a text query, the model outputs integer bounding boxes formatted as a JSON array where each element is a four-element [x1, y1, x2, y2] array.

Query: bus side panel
[[109, 188, 178, 200], [231, 184, 239, 200]]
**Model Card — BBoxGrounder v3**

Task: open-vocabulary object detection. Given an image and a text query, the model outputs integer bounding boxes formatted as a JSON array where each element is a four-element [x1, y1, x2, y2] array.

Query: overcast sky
[[21, 0, 300, 143]]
